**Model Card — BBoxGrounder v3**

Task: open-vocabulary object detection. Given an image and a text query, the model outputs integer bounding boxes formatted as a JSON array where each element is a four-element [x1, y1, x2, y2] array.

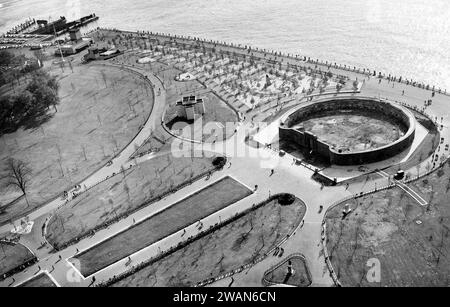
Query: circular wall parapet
[[279, 96, 416, 165]]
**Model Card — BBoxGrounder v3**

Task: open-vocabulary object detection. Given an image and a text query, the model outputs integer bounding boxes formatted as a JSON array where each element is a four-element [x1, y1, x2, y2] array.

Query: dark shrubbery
[[0, 70, 59, 134], [212, 156, 227, 169], [278, 193, 295, 206]]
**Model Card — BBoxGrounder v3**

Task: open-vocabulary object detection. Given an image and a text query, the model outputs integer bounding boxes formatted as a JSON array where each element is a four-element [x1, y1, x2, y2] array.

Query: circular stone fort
[[279, 96, 416, 165]]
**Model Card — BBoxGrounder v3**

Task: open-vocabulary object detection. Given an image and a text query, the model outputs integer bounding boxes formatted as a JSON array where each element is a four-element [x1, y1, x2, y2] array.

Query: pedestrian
[[270, 169, 274, 176], [287, 260, 295, 276], [300, 220, 305, 228], [273, 247, 279, 256], [319, 205, 323, 213]]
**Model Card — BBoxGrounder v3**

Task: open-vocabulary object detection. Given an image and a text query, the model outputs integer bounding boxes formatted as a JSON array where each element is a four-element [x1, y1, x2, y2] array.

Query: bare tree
[[427, 186, 435, 212], [55, 144, 64, 177], [68, 60, 74, 73], [2, 158, 32, 207], [100, 70, 108, 88]]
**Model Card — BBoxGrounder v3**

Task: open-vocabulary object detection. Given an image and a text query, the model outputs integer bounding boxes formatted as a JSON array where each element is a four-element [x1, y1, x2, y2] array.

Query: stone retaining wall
[[280, 96, 416, 165]]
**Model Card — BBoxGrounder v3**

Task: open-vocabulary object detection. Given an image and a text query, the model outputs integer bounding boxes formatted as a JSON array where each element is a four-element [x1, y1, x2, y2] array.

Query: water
[[1, 0, 449, 90]]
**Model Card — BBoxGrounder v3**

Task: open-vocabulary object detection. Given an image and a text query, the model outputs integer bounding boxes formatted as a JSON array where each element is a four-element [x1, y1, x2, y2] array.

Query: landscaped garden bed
[[46, 154, 224, 250], [71, 175, 252, 277], [97, 193, 305, 287]]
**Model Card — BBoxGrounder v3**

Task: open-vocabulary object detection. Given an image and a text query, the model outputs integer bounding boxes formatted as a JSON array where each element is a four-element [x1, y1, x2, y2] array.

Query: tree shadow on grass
[[164, 116, 193, 130]]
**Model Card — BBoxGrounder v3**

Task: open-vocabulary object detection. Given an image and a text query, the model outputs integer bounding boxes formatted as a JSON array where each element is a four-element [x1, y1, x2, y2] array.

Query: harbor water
[[1, 0, 449, 89]]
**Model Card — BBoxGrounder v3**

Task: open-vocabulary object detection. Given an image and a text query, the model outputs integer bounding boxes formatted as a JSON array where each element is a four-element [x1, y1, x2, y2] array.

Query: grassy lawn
[[18, 273, 56, 287], [108, 194, 305, 287], [325, 162, 450, 286], [0, 63, 153, 226], [46, 154, 219, 249], [0, 242, 35, 276], [131, 126, 173, 158], [72, 176, 252, 277], [262, 255, 311, 287]]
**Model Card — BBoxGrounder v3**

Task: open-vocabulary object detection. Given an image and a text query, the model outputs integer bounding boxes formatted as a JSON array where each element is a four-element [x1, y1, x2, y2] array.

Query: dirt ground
[[0, 242, 35, 276], [295, 113, 404, 152], [46, 154, 217, 248], [72, 176, 252, 277], [110, 195, 306, 287], [326, 163, 450, 286], [0, 63, 153, 226]]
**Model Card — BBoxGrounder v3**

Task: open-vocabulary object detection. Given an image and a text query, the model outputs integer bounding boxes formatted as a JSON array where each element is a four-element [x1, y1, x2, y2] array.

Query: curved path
[[0, 64, 165, 235]]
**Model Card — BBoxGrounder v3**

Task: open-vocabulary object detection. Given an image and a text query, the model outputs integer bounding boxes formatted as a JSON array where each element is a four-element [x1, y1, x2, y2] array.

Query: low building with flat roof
[[175, 95, 206, 121], [57, 39, 91, 56]]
